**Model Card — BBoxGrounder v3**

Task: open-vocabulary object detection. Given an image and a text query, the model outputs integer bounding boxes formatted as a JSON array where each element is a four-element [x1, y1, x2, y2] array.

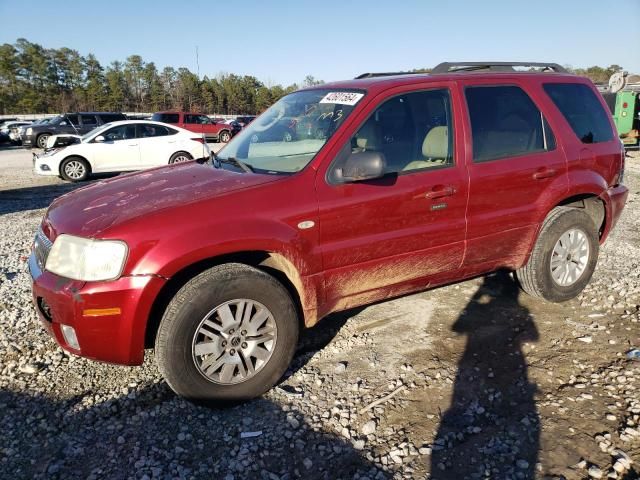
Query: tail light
[[191, 137, 205, 144]]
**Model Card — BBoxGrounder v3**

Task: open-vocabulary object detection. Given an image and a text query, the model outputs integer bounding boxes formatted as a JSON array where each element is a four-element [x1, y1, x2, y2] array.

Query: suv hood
[[44, 162, 283, 239]]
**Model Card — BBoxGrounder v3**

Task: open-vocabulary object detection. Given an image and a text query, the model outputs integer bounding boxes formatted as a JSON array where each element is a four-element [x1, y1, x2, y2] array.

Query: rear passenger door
[[461, 81, 568, 268], [316, 85, 468, 307], [138, 124, 178, 166]]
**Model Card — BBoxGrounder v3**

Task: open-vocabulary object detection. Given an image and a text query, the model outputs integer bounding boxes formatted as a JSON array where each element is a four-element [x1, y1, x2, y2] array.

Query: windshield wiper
[[216, 156, 254, 173]]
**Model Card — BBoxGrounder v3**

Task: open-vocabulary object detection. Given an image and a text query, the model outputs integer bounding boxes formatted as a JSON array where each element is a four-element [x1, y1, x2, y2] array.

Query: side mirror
[[339, 150, 386, 182], [94, 135, 105, 143]]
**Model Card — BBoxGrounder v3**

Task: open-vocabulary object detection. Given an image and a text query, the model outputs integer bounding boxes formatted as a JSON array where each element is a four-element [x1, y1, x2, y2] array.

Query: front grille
[[34, 227, 53, 271]]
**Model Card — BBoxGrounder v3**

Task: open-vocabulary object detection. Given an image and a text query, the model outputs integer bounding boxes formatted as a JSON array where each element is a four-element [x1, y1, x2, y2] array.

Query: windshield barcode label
[[319, 92, 364, 106]]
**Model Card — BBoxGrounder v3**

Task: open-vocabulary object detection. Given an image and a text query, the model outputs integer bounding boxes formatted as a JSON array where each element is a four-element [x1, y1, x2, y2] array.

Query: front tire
[[516, 206, 599, 302], [155, 263, 299, 401], [36, 134, 50, 149], [60, 156, 90, 182]]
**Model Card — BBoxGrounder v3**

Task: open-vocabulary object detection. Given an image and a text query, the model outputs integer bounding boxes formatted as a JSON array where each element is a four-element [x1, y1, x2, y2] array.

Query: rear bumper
[[600, 184, 629, 243], [29, 253, 166, 365]]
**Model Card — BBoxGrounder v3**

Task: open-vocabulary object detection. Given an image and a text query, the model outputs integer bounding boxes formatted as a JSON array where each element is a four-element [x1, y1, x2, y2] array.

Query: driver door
[[315, 85, 468, 310], [91, 124, 140, 172]]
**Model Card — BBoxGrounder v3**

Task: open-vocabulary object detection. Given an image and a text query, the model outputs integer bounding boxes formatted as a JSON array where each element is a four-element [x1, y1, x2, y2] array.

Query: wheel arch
[[59, 154, 92, 176], [144, 250, 309, 349], [556, 194, 606, 239]]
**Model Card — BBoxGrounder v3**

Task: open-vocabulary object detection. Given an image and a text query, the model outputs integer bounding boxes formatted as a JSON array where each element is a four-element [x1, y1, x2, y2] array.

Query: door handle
[[425, 185, 455, 199], [533, 168, 556, 180]]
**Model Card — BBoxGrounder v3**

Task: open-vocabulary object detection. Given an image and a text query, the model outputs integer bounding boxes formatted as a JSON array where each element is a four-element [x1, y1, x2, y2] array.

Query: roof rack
[[431, 62, 568, 74], [354, 71, 422, 79]]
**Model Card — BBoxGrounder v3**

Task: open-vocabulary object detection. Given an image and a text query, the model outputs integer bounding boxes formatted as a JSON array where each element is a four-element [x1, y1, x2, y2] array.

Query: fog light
[[40, 164, 51, 171], [61, 324, 80, 350]]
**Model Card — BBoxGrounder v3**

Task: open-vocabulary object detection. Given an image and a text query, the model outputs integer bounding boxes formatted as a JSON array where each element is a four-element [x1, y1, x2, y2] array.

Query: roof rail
[[354, 71, 424, 79], [432, 62, 568, 74]]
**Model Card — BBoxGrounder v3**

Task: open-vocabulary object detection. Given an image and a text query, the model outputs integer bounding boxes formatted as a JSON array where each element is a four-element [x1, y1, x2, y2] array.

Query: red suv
[[151, 111, 232, 143], [30, 62, 628, 401]]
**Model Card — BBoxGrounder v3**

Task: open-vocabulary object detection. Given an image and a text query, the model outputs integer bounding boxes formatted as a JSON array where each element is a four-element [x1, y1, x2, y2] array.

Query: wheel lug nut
[[241, 330, 247, 336], [241, 342, 247, 349], [221, 341, 227, 347], [229, 349, 236, 355], [229, 329, 235, 334]]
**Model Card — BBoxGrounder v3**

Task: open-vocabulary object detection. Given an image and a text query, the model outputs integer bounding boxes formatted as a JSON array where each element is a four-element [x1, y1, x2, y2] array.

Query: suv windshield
[[218, 89, 365, 173]]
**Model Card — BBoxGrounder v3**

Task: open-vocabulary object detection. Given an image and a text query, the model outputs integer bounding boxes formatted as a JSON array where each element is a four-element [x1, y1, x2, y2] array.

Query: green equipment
[[609, 71, 640, 149]]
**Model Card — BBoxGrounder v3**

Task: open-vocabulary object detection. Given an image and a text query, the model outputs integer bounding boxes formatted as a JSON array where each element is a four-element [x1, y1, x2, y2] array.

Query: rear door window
[[465, 85, 556, 162], [543, 83, 614, 144], [80, 115, 97, 126], [139, 124, 173, 137]]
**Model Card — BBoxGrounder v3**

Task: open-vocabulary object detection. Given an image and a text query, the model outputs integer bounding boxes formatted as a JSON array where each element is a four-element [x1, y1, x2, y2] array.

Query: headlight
[[45, 234, 128, 281], [27, 128, 32, 135]]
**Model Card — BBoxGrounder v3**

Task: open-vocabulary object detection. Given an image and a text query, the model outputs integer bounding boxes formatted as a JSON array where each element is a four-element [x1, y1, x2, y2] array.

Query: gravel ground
[[0, 147, 638, 480]]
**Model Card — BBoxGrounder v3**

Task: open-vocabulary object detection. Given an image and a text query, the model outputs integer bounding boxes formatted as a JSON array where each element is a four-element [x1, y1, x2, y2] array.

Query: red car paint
[[30, 72, 628, 365]]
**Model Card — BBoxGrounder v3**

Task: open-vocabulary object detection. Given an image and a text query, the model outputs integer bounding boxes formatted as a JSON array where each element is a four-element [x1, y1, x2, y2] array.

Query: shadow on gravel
[[0, 176, 117, 215], [0, 383, 386, 480], [286, 306, 366, 380], [431, 271, 540, 479]]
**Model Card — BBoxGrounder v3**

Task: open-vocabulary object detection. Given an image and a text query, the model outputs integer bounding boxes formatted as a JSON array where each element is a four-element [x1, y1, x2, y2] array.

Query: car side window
[[465, 85, 555, 162], [139, 124, 171, 137], [197, 115, 211, 124], [66, 114, 79, 126], [185, 115, 199, 124], [341, 89, 454, 176], [102, 125, 136, 141], [81, 115, 97, 126], [543, 83, 614, 144]]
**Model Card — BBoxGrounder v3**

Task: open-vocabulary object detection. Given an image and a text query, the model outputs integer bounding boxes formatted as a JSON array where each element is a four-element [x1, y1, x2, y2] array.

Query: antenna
[[196, 46, 200, 79]]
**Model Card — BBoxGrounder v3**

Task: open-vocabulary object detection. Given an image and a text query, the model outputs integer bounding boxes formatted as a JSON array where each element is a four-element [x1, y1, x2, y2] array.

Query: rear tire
[[155, 263, 299, 402], [60, 156, 90, 182], [169, 151, 192, 164], [219, 130, 231, 143], [516, 207, 599, 302]]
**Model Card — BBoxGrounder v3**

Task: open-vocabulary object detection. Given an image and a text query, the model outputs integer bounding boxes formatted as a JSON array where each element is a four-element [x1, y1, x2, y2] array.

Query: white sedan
[[34, 120, 211, 182]]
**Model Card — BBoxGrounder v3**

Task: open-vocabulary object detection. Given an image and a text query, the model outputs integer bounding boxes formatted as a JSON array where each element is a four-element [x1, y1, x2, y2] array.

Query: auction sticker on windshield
[[319, 92, 364, 106]]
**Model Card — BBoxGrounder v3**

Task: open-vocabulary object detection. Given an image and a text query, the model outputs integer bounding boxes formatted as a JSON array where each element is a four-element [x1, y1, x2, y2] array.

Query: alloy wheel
[[192, 299, 277, 385]]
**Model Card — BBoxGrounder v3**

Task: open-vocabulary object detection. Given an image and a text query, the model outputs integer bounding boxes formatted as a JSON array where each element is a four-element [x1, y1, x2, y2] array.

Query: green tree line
[[0, 38, 626, 115], [0, 38, 324, 115]]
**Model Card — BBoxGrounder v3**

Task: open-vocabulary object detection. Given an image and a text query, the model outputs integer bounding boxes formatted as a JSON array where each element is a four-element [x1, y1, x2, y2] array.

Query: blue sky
[[1, 0, 639, 86]]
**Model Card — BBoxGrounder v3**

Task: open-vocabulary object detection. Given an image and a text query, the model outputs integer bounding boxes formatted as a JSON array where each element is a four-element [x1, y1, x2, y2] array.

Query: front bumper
[[29, 252, 166, 365], [32, 152, 59, 176], [599, 184, 629, 243]]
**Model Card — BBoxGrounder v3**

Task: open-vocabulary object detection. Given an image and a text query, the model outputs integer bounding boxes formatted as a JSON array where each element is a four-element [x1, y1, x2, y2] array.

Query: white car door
[[91, 124, 141, 172], [137, 124, 177, 166]]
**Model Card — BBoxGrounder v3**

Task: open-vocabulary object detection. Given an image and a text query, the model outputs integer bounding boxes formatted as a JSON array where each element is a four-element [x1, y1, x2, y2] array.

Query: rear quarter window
[[543, 83, 614, 144]]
